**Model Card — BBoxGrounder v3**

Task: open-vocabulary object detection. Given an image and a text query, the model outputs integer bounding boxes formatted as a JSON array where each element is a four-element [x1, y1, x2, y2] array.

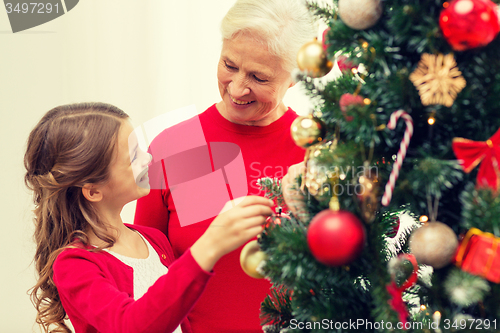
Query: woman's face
[[216, 33, 294, 126]]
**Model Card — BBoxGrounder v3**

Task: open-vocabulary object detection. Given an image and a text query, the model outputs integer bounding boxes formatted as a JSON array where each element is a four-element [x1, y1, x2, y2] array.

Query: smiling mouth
[[229, 94, 254, 105]]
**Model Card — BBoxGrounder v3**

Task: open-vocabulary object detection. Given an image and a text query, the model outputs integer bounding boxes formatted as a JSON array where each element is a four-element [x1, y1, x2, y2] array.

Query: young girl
[[25, 102, 273, 333]]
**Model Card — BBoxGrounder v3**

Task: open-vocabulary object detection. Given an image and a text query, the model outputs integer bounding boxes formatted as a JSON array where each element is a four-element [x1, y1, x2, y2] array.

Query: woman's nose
[[228, 76, 250, 97]]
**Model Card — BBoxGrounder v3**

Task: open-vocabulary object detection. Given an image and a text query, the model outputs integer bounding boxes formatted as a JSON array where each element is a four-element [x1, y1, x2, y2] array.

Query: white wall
[[0, 1, 314, 331]]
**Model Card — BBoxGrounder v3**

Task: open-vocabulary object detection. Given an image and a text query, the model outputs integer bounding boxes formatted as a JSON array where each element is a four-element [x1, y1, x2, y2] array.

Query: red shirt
[[134, 104, 305, 332], [53, 224, 213, 333]]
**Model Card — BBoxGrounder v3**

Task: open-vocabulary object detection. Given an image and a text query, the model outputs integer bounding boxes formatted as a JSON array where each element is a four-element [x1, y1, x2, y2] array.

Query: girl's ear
[[82, 184, 103, 202]]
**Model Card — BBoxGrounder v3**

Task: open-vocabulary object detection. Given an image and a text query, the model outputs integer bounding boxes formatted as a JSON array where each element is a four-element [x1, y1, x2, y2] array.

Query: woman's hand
[[281, 162, 308, 221], [190, 196, 273, 272]]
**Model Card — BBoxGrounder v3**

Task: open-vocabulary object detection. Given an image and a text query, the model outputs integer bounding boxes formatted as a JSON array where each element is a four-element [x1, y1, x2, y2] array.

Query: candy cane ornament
[[381, 110, 414, 206]]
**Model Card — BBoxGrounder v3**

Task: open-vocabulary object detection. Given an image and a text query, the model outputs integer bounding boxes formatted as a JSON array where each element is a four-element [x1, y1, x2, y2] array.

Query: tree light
[[419, 215, 429, 223]]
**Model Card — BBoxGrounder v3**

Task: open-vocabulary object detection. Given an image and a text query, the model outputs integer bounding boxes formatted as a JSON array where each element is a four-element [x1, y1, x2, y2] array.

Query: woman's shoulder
[[147, 104, 216, 151], [284, 107, 299, 121]]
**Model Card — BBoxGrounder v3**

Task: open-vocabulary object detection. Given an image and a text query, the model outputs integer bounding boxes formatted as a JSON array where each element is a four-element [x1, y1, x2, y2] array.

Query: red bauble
[[307, 209, 366, 266], [439, 0, 500, 51], [339, 93, 364, 122], [337, 55, 356, 73], [322, 27, 331, 51]]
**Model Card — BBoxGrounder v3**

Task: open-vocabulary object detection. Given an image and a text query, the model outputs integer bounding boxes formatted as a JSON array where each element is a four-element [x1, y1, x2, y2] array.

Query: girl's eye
[[254, 75, 267, 83], [131, 151, 138, 162]]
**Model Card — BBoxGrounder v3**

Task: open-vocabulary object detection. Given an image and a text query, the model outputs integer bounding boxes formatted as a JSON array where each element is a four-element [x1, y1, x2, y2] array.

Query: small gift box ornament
[[454, 228, 500, 283]]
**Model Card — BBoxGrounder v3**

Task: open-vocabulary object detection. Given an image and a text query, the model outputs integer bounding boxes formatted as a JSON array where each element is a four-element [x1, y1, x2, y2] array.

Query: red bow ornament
[[452, 128, 500, 191], [386, 254, 419, 329], [386, 282, 409, 327]]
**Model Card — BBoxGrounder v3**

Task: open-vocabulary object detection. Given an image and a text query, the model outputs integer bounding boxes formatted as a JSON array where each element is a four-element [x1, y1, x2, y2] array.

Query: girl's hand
[[190, 196, 273, 272]]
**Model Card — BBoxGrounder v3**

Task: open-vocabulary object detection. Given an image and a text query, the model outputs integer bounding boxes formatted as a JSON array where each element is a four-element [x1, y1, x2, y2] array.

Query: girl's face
[[100, 121, 151, 208], [216, 32, 294, 126]]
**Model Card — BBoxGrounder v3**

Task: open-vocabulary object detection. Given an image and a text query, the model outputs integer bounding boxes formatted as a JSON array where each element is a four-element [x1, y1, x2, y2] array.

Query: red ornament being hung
[[307, 209, 366, 266], [439, 0, 500, 51], [264, 207, 291, 229], [264, 212, 290, 228]]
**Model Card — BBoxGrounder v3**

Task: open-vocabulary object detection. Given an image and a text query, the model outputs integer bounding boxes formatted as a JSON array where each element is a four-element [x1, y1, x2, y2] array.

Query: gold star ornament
[[409, 53, 466, 107]]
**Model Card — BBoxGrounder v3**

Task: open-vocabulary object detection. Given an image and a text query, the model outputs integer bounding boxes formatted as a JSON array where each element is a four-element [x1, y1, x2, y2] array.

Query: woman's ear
[[82, 184, 103, 202]]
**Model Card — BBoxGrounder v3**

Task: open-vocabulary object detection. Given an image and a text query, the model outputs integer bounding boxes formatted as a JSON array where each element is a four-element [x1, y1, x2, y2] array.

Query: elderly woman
[[134, 0, 315, 331]]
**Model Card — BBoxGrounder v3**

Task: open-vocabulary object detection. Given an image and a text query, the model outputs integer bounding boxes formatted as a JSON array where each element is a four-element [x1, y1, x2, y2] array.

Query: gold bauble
[[409, 221, 458, 269], [356, 169, 379, 223], [290, 115, 326, 148], [240, 240, 267, 279], [297, 39, 333, 78], [305, 159, 337, 201], [338, 0, 383, 30], [304, 141, 339, 202]]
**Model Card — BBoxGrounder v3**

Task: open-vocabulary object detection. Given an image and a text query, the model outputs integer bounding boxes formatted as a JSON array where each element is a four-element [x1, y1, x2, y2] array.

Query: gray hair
[[220, 0, 317, 73]]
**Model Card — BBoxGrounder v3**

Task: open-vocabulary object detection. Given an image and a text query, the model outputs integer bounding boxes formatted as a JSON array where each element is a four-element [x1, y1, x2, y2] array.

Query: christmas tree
[[238, 0, 500, 332]]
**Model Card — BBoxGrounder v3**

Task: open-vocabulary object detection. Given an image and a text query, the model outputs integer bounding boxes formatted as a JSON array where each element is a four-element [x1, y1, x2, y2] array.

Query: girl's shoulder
[[125, 224, 170, 248], [53, 242, 130, 282], [55, 243, 108, 264], [54, 238, 121, 268]]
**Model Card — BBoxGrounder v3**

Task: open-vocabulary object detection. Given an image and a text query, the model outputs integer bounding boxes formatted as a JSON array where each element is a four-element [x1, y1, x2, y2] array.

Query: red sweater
[[134, 104, 305, 332], [52, 224, 213, 333]]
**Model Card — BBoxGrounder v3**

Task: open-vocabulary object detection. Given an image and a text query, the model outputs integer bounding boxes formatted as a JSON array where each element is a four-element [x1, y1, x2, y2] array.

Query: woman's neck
[[216, 101, 287, 126]]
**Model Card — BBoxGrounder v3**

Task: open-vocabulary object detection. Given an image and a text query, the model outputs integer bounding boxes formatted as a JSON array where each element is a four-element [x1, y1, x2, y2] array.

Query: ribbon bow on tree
[[386, 254, 419, 329], [452, 127, 500, 191]]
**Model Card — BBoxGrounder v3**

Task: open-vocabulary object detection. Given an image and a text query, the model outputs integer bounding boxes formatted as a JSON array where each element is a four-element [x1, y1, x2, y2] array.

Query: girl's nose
[[146, 153, 153, 167], [140, 151, 152, 167]]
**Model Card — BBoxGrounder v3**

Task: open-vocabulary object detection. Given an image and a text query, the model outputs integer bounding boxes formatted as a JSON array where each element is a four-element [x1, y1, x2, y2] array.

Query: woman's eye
[[225, 61, 237, 70], [254, 75, 267, 83], [131, 151, 138, 162]]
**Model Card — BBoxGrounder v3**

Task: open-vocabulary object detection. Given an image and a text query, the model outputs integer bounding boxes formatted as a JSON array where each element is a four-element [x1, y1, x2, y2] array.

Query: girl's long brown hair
[[24, 103, 129, 332]]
